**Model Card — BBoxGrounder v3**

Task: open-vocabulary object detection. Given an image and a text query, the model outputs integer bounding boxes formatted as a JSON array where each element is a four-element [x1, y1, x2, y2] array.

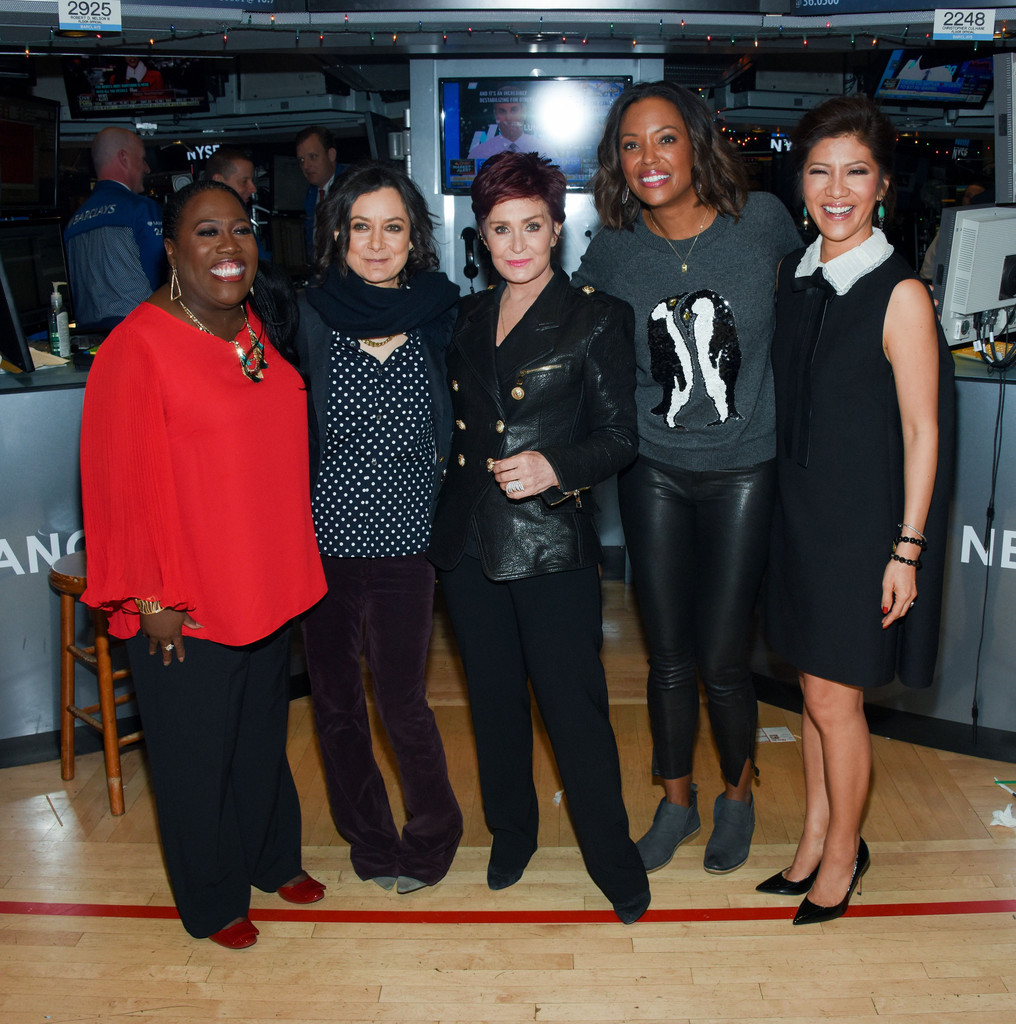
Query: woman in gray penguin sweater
[[573, 81, 800, 877]]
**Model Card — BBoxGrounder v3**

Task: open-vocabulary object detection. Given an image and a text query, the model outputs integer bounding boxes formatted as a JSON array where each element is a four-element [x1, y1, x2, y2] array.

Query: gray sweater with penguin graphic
[[572, 191, 801, 472]]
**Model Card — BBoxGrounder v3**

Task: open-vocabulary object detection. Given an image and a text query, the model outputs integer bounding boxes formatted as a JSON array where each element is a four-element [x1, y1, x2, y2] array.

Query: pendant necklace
[[646, 209, 710, 274], [177, 298, 267, 382]]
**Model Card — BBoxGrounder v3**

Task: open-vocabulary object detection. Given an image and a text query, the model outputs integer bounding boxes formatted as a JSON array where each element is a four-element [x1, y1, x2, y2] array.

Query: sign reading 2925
[[933, 8, 995, 41], [58, 0, 123, 32]]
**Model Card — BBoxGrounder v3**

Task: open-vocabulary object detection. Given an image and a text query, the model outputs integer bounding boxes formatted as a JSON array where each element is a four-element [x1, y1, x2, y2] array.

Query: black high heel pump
[[792, 838, 869, 926], [755, 862, 820, 896]]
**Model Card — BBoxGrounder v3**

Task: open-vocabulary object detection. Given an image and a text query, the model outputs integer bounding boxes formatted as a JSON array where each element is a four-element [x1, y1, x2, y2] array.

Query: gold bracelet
[[134, 598, 165, 614]]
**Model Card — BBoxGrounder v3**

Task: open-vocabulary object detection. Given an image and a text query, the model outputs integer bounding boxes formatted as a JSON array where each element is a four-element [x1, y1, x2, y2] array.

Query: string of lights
[[10, 16, 1014, 56]]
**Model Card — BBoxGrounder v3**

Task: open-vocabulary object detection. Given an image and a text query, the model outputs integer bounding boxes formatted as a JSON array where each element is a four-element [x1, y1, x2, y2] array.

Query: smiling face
[[343, 187, 412, 289], [165, 188, 257, 320], [618, 96, 698, 220], [481, 196, 560, 291], [802, 134, 888, 261]]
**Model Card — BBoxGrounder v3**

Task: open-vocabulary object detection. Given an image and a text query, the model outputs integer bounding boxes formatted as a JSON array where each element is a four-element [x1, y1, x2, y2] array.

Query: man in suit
[[295, 126, 343, 263]]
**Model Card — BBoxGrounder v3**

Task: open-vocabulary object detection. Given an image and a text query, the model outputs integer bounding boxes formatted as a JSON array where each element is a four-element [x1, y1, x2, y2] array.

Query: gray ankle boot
[[636, 786, 701, 872], [704, 794, 755, 874]]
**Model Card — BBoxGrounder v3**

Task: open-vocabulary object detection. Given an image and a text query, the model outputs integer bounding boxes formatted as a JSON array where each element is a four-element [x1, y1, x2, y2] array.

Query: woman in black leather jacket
[[428, 152, 650, 924]]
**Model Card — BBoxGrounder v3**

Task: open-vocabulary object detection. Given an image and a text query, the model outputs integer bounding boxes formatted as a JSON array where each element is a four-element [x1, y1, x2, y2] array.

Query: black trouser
[[127, 628, 302, 938], [619, 456, 776, 783], [438, 557, 648, 906]]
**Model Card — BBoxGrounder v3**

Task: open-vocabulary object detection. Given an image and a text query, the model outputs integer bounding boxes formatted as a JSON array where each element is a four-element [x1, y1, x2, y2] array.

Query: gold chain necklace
[[358, 334, 398, 348], [177, 298, 266, 382], [646, 209, 709, 274]]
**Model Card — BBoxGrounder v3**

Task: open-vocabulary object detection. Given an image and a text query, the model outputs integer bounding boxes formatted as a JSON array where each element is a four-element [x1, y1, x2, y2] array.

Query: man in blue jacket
[[64, 127, 165, 331], [295, 125, 343, 264]]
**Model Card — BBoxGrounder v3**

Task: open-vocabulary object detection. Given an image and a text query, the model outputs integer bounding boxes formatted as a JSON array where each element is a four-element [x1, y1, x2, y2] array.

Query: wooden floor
[[2, 581, 1016, 1023]]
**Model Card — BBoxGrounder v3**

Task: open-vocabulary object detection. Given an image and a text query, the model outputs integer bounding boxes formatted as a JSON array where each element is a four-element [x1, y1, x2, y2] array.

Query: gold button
[[458, 454, 466, 467], [511, 386, 524, 400], [495, 420, 505, 433], [486, 457, 495, 471], [451, 379, 459, 391], [456, 419, 466, 430]]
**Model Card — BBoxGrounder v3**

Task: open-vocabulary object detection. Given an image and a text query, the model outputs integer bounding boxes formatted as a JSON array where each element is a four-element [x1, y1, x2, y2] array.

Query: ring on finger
[[164, 643, 174, 651], [505, 480, 525, 494]]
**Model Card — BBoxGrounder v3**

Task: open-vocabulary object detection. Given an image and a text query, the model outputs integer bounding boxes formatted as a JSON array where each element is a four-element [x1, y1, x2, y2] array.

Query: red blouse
[[80, 302, 325, 643]]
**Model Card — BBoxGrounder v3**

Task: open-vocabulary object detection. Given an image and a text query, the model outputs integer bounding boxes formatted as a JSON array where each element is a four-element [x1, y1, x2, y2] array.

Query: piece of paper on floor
[[756, 726, 796, 743], [990, 803, 1016, 829]]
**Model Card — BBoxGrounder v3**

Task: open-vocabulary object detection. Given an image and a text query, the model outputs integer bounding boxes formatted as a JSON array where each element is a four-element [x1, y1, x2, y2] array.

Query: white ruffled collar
[[795, 227, 894, 296]]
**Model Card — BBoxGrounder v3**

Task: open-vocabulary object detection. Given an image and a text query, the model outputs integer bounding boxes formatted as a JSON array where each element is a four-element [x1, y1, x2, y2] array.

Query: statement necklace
[[646, 208, 709, 274], [177, 298, 267, 382]]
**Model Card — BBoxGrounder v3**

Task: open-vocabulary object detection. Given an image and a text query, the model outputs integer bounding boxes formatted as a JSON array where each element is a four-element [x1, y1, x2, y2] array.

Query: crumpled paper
[[990, 803, 1016, 829]]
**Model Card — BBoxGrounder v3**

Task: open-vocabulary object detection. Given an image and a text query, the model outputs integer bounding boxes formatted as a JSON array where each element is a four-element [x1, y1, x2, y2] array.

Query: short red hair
[[470, 151, 567, 227]]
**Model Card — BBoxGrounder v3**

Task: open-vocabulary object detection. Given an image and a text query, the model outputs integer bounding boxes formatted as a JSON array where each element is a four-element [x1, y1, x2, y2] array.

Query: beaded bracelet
[[891, 552, 922, 569], [894, 534, 928, 551]]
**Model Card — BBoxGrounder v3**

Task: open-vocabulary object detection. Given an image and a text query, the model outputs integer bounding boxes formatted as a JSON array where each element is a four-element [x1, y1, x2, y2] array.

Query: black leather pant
[[619, 456, 776, 783]]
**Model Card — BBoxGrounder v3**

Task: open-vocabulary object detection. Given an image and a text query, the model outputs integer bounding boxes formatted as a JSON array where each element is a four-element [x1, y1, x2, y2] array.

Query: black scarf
[[305, 264, 460, 337]]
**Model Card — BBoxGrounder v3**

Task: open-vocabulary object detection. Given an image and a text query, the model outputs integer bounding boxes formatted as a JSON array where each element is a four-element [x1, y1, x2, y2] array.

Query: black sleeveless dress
[[765, 249, 955, 689]]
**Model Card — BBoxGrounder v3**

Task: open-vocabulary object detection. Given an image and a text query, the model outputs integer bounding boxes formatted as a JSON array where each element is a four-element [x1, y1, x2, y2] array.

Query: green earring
[[877, 202, 885, 228]]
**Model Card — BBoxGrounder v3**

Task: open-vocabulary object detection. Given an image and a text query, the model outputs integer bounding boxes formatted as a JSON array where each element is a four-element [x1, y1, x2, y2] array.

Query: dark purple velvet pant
[[302, 553, 462, 885]]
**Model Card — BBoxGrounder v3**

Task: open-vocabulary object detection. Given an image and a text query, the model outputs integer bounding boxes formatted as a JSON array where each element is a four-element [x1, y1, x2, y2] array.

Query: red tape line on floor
[[2, 899, 1015, 924]]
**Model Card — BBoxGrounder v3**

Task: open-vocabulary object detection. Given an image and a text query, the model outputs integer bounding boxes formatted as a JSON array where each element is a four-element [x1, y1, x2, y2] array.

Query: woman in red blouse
[[80, 181, 327, 949]]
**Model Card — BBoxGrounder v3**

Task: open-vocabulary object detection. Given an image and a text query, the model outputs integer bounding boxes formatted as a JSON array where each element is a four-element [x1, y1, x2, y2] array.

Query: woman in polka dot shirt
[[295, 163, 463, 894]]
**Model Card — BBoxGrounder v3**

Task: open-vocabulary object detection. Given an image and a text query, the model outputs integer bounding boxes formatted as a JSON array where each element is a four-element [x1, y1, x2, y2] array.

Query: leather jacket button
[[495, 419, 505, 433], [486, 457, 495, 471], [451, 379, 460, 391], [511, 386, 524, 400], [458, 454, 466, 467], [456, 419, 466, 430]]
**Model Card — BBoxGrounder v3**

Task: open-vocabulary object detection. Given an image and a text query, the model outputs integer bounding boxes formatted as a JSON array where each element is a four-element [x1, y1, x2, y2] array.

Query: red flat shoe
[[277, 873, 326, 904], [208, 917, 258, 949]]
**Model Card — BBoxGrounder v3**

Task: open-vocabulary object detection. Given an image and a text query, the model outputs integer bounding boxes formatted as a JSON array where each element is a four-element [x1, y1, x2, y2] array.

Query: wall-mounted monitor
[[0, 95, 59, 212], [439, 75, 631, 195], [62, 55, 227, 119], [934, 205, 1016, 347], [874, 49, 993, 108]]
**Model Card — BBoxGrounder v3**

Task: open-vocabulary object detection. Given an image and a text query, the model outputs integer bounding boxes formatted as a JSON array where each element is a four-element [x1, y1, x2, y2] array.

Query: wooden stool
[[49, 551, 143, 816]]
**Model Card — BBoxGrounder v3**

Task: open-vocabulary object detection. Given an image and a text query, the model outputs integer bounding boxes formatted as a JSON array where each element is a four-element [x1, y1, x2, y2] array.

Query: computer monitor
[[0, 219, 75, 340], [0, 253, 35, 373]]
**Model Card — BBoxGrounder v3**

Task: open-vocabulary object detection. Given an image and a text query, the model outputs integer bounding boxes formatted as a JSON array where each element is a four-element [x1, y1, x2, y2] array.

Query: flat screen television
[[874, 49, 993, 107], [62, 54, 226, 119], [0, 95, 59, 212], [0, 219, 75, 341], [439, 75, 632, 194]]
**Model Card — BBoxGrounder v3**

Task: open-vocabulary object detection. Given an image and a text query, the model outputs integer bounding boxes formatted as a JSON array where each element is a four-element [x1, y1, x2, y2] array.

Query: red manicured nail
[[881, 606, 889, 614]]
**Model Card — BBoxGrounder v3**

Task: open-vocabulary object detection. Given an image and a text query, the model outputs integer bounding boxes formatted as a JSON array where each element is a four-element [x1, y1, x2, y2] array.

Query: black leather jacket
[[428, 268, 636, 581]]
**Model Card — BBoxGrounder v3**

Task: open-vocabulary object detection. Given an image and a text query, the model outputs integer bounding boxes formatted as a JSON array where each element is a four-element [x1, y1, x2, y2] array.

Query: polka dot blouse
[[312, 330, 435, 557]]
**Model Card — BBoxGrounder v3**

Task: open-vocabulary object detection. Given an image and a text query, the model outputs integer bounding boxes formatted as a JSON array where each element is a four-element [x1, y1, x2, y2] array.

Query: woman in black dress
[[760, 96, 953, 924]]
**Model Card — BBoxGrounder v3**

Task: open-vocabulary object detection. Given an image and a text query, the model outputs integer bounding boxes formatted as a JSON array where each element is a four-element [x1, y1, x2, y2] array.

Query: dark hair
[[313, 162, 440, 283], [789, 95, 897, 224], [470, 151, 567, 228], [162, 180, 299, 362], [204, 146, 252, 181], [590, 81, 749, 230], [295, 125, 334, 152]]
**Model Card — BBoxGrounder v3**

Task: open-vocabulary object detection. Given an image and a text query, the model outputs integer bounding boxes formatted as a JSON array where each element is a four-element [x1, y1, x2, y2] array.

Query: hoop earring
[[621, 184, 630, 206], [169, 266, 181, 301]]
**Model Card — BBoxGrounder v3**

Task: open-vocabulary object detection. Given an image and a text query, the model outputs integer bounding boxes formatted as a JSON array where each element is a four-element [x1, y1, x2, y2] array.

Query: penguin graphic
[[648, 289, 742, 428]]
